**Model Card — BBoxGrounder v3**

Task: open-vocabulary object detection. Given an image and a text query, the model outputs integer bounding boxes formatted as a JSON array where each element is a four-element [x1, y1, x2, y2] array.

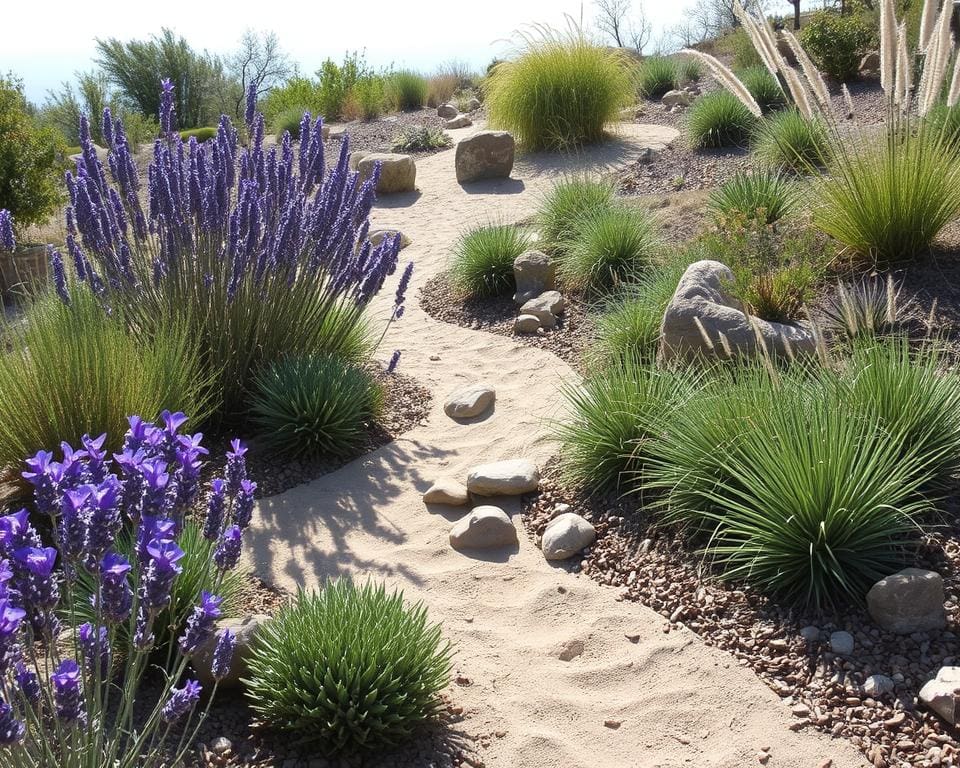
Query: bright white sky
[[3, 0, 815, 104]]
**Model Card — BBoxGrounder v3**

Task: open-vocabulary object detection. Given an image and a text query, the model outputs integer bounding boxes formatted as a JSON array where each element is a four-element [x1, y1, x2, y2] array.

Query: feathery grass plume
[[734, 3, 782, 83], [783, 67, 814, 119], [781, 30, 830, 112], [919, 4, 955, 116], [842, 84, 856, 119], [948, 52, 960, 106], [895, 24, 911, 110], [918, 0, 941, 52], [679, 50, 762, 117], [880, 0, 898, 96]]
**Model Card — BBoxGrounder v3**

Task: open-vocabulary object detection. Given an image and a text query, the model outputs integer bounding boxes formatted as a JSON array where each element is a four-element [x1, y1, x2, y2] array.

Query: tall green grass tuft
[[687, 91, 758, 148], [558, 204, 660, 294], [274, 107, 307, 141], [812, 129, 960, 265], [485, 23, 634, 150], [819, 276, 904, 342], [638, 57, 677, 99], [449, 223, 531, 298], [386, 70, 428, 111], [738, 66, 786, 114], [707, 169, 797, 224], [537, 176, 616, 248], [0, 288, 212, 475], [754, 109, 830, 173]]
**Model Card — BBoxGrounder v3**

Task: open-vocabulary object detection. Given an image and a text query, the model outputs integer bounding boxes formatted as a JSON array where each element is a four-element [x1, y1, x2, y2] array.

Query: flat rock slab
[[542, 513, 596, 561], [357, 153, 416, 194], [449, 505, 517, 549], [423, 478, 470, 506], [444, 115, 472, 129], [444, 383, 496, 419], [520, 291, 565, 328], [467, 459, 539, 496]]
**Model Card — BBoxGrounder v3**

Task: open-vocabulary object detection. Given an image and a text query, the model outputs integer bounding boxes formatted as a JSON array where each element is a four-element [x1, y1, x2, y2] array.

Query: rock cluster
[[511, 251, 564, 334], [455, 130, 515, 183]]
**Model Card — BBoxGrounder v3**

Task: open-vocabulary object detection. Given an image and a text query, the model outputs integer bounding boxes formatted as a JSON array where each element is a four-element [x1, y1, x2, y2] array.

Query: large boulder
[[467, 459, 539, 496], [541, 513, 595, 560], [661, 90, 694, 109], [356, 153, 416, 194], [437, 103, 459, 119], [444, 383, 495, 419], [866, 568, 946, 634], [920, 667, 960, 724], [444, 115, 472, 129], [192, 614, 269, 688], [449, 505, 517, 549], [659, 260, 817, 364], [513, 250, 556, 305], [455, 131, 515, 183]]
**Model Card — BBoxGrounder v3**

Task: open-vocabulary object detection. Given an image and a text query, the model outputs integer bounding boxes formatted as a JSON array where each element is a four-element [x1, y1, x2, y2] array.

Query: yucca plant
[[638, 56, 678, 99], [819, 275, 905, 341], [707, 169, 797, 224], [485, 20, 635, 150], [754, 109, 830, 172], [245, 580, 453, 754], [248, 356, 384, 459], [449, 222, 531, 297], [537, 176, 616, 248], [558, 204, 660, 294], [645, 363, 932, 608], [556, 356, 694, 493], [738, 66, 787, 113], [687, 91, 759, 148]]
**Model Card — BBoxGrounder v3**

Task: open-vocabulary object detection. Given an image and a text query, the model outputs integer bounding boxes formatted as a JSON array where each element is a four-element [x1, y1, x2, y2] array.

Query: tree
[[593, 0, 653, 53], [228, 30, 292, 120], [787, 0, 802, 29]]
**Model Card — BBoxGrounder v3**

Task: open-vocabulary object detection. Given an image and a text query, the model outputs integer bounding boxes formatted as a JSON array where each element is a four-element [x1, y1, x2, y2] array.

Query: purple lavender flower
[[225, 439, 248, 495], [202, 479, 227, 540], [100, 552, 133, 623], [133, 606, 154, 651], [0, 511, 41, 558], [15, 662, 40, 705], [160, 78, 176, 135], [245, 84, 257, 128], [161, 679, 202, 723], [387, 349, 401, 374], [21, 452, 62, 518], [78, 622, 111, 678], [136, 516, 176, 562], [0, 210, 14, 251], [59, 487, 90, 564], [13, 547, 60, 613], [49, 246, 70, 304], [178, 591, 222, 656], [139, 538, 184, 612], [394, 260, 413, 310], [0, 700, 24, 745], [52, 660, 86, 726], [0, 599, 25, 675], [211, 629, 236, 681], [213, 526, 242, 572], [233, 479, 256, 529]]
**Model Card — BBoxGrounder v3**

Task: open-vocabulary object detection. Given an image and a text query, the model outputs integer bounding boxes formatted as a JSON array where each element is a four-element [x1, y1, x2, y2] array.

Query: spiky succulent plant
[[244, 580, 453, 754]]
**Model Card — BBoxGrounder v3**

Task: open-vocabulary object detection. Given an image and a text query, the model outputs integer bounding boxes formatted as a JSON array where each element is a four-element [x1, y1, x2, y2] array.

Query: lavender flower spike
[[0, 210, 14, 251], [161, 679, 202, 724], [213, 525, 242, 571], [52, 660, 86, 726], [387, 349, 401, 374], [178, 591, 223, 656], [0, 700, 24, 745], [160, 78, 176, 135], [211, 629, 236, 681]]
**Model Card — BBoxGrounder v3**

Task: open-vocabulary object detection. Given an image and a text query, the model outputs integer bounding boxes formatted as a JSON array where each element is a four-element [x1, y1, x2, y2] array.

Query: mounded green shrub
[[687, 91, 758, 149], [245, 580, 453, 754], [738, 66, 786, 114], [249, 355, 384, 459], [719, 27, 764, 70], [449, 223, 531, 298], [798, 10, 874, 81], [754, 109, 830, 173], [638, 57, 677, 99], [486, 25, 634, 150], [558, 204, 660, 294], [537, 176, 616, 248], [273, 107, 308, 141], [387, 70, 428, 111], [391, 124, 451, 152], [178, 126, 216, 143], [707, 169, 797, 224]]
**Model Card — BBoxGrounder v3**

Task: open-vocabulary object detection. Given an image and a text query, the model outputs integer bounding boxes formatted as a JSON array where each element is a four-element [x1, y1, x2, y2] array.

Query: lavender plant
[[45, 80, 404, 416], [0, 412, 252, 767]]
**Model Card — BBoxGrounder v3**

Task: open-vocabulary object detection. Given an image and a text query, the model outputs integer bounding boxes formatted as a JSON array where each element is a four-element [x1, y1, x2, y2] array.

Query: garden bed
[[329, 108, 469, 156]]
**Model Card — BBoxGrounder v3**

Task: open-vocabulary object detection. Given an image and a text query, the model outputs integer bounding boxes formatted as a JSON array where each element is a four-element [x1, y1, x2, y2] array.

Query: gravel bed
[[418, 272, 592, 373], [523, 458, 960, 768], [330, 108, 472, 157]]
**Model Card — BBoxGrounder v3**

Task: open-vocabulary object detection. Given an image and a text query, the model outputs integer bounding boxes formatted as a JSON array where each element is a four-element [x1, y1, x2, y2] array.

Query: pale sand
[[246, 123, 867, 767]]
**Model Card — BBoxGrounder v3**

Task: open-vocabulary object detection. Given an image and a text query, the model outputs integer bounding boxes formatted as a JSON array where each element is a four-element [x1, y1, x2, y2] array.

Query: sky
[[3, 0, 704, 104]]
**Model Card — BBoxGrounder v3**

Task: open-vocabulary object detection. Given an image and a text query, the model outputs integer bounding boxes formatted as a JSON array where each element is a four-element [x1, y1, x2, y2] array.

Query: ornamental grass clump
[[0, 413, 253, 767], [449, 223, 531, 298], [32, 81, 404, 419], [819, 275, 905, 342], [485, 21, 634, 150], [245, 580, 452, 755], [738, 66, 787, 113], [536, 176, 615, 249], [686, 91, 759, 148], [753, 109, 830, 173], [707, 169, 797, 224], [637, 57, 677, 99]]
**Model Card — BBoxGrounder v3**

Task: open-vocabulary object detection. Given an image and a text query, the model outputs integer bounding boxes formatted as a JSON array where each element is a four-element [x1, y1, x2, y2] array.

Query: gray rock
[[356, 153, 416, 194], [211, 737, 233, 756], [920, 666, 960, 724], [863, 674, 895, 697], [423, 478, 470, 506], [455, 131, 515, 183], [467, 459, 540, 496], [520, 291, 565, 325], [449, 505, 517, 549], [443, 115, 472, 129], [193, 614, 270, 687], [464, 97, 482, 112], [866, 568, 946, 635], [444, 383, 495, 419], [860, 51, 880, 77], [829, 630, 854, 656], [541, 513, 596, 561], [437, 103, 459, 119], [514, 314, 541, 334], [799, 625, 820, 643], [348, 151, 368, 172], [661, 90, 694, 109], [556, 639, 585, 661], [369, 229, 411, 249], [513, 250, 556, 305], [659, 260, 817, 364]]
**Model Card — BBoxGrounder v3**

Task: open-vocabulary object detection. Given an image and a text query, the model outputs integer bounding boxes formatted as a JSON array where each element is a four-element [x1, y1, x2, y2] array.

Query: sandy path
[[246, 123, 867, 767]]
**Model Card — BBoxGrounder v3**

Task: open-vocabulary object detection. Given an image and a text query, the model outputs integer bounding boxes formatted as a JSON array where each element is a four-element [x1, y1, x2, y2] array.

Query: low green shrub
[[274, 107, 307, 141], [719, 27, 764, 70], [556, 356, 694, 493], [738, 66, 786, 114], [246, 580, 452, 754], [0, 288, 213, 475], [558, 204, 660, 294], [754, 109, 830, 173], [485, 24, 634, 150], [798, 10, 874, 81], [316, 52, 371, 119], [645, 363, 933, 608], [707, 169, 797, 225], [249, 355, 384, 459], [687, 91, 758, 149], [450, 223, 531, 298], [391, 124, 451, 152], [178, 126, 216, 143], [638, 57, 677, 99], [261, 76, 324, 124], [812, 130, 960, 265], [387, 70, 428, 111], [537, 176, 616, 248], [345, 75, 387, 120]]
